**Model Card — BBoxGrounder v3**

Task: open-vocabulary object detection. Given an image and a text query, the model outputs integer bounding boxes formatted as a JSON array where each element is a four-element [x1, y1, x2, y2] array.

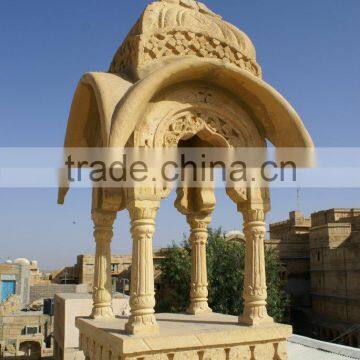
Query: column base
[[187, 301, 212, 315], [238, 306, 274, 326], [125, 314, 159, 335], [90, 306, 114, 319]]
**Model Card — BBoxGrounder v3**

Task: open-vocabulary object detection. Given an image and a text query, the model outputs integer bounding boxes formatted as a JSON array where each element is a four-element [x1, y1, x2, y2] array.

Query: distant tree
[[155, 228, 288, 322]]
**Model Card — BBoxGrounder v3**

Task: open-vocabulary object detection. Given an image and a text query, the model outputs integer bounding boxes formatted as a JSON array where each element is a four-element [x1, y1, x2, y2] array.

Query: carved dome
[[109, 0, 261, 81]]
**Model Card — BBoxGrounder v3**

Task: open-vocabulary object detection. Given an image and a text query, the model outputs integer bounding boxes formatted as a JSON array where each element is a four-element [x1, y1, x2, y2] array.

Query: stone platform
[[76, 313, 292, 360]]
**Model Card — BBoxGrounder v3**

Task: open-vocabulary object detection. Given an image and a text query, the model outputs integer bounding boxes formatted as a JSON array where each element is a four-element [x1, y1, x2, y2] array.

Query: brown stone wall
[[269, 211, 311, 311], [270, 208, 360, 345], [29, 284, 87, 303], [0, 312, 51, 357], [309, 209, 360, 345]]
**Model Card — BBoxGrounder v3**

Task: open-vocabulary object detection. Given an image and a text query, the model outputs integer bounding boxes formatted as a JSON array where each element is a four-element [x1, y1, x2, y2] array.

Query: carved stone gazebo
[[59, 1, 313, 359]]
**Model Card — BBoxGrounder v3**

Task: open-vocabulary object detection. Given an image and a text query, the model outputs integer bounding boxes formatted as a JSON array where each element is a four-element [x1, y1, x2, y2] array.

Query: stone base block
[[76, 313, 292, 360]]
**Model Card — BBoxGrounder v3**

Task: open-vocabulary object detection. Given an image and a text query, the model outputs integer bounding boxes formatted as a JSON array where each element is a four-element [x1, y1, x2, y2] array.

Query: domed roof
[[14, 258, 30, 265], [109, 0, 261, 81]]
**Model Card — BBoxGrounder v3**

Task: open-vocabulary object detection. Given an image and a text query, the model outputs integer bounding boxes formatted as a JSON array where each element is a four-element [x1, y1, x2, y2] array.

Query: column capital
[[127, 200, 159, 223], [92, 209, 117, 227], [92, 210, 116, 244], [240, 207, 266, 223], [186, 213, 212, 230]]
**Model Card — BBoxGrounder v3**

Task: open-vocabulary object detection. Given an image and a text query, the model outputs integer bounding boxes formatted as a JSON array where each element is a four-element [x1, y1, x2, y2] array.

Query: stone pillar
[[91, 210, 116, 319], [125, 200, 159, 335], [186, 214, 212, 315], [238, 208, 273, 326]]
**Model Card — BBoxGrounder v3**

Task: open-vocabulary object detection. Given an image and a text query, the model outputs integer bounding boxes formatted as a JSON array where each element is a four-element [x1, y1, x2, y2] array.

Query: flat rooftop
[[2, 310, 44, 317], [288, 335, 360, 360]]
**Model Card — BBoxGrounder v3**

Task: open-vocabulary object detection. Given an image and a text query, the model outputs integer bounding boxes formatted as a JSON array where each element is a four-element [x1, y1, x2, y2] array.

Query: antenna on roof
[[296, 187, 301, 211]]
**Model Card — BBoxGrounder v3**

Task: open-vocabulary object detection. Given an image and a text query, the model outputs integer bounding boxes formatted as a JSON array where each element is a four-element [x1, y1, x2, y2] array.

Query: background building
[[0, 261, 30, 307], [29, 284, 87, 304], [0, 258, 88, 360], [75, 254, 132, 291], [0, 295, 52, 359], [53, 293, 130, 360], [270, 208, 360, 347], [269, 210, 312, 332], [50, 255, 132, 293], [28, 261, 51, 287], [310, 208, 360, 347]]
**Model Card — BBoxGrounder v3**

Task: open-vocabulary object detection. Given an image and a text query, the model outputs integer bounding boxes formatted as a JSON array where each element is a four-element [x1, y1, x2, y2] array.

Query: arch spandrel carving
[[133, 82, 265, 149]]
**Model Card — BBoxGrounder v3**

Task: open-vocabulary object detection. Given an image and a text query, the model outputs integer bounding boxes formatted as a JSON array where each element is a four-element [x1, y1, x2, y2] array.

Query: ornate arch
[[133, 80, 265, 149]]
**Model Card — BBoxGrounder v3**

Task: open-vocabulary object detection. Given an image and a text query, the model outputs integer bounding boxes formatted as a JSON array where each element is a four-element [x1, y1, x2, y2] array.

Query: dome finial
[[160, 0, 220, 18]]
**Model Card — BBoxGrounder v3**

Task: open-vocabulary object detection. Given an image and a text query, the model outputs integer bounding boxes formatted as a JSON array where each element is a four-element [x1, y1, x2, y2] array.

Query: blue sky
[[0, 0, 359, 269]]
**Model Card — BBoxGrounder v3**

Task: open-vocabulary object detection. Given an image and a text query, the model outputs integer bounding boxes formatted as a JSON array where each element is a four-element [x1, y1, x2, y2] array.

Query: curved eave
[[109, 57, 314, 149], [63, 72, 132, 148], [58, 72, 132, 204]]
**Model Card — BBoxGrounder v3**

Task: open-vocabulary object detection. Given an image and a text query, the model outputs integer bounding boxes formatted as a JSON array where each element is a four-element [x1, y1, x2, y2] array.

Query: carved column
[[125, 200, 159, 334], [238, 208, 273, 325], [186, 214, 212, 315], [91, 210, 116, 319]]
